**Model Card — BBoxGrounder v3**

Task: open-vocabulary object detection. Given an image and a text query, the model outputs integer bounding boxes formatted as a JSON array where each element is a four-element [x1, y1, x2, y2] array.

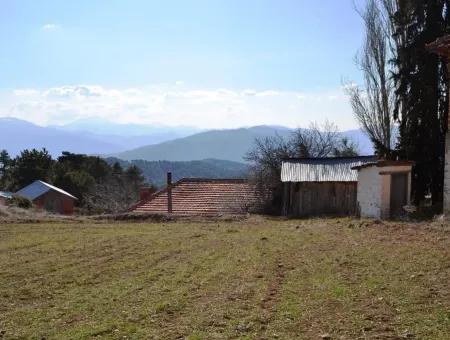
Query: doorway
[[390, 173, 408, 218]]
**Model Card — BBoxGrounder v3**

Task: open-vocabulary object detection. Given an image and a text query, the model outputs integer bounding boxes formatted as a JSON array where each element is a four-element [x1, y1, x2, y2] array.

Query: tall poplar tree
[[391, 0, 450, 206]]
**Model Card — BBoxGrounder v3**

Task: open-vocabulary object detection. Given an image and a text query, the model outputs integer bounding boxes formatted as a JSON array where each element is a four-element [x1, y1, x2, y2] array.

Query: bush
[[8, 195, 33, 209], [408, 204, 442, 221]]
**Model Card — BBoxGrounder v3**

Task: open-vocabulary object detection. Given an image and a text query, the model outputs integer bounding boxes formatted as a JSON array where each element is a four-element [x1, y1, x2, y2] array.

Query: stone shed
[[353, 160, 414, 219]]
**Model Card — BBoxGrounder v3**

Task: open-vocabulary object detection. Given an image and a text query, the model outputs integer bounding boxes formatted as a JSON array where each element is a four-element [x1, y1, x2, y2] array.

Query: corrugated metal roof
[[16, 180, 77, 200], [0, 191, 13, 199], [281, 156, 377, 182]]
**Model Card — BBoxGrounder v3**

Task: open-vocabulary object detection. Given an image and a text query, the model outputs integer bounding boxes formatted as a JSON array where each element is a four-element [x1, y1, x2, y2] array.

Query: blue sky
[[0, 0, 366, 129]]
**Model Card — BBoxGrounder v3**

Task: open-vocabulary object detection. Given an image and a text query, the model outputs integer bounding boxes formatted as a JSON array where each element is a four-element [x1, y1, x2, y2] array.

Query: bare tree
[[245, 122, 359, 213], [290, 121, 350, 157], [345, 0, 396, 158]]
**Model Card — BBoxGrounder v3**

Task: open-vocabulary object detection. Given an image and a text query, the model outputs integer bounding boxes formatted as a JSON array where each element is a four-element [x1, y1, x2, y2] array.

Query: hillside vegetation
[[111, 126, 292, 162], [2, 217, 450, 339], [106, 158, 248, 186]]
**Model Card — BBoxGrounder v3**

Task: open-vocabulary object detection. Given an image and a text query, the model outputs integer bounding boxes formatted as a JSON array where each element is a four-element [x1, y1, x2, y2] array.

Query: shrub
[[8, 195, 33, 209]]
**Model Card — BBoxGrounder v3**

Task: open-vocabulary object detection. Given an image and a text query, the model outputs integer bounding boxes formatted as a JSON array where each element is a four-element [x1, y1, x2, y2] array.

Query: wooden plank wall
[[283, 182, 357, 217]]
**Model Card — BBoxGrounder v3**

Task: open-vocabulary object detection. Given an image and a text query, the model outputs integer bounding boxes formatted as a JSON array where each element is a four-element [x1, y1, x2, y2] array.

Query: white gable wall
[[357, 166, 382, 218]]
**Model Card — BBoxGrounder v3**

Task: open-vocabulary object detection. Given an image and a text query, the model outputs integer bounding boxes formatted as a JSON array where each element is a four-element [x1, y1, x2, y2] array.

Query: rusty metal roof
[[281, 156, 377, 182]]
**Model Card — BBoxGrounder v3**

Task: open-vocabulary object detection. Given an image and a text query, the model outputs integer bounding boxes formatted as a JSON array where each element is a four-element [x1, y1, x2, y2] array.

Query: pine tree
[[391, 0, 450, 207]]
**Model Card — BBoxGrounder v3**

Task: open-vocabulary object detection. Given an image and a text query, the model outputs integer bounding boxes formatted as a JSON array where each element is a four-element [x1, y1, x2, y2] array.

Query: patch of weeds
[[154, 301, 181, 315], [436, 309, 450, 325], [88, 325, 116, 337], [330, 284, 348, 299]]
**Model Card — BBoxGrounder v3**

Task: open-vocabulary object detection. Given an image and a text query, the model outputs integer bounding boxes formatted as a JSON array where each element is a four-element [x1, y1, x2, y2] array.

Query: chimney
[[140, 187, 156, 201], [167, 172, 173, 213]]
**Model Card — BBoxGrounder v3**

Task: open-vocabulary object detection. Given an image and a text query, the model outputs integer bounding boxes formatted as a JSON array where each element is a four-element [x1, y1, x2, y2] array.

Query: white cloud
[[42, 23, 60, 31], [13, 89, 40, 96], [256, 90, 279, 97], [0, 84, 358, 129], [242, 89, 257, 96]]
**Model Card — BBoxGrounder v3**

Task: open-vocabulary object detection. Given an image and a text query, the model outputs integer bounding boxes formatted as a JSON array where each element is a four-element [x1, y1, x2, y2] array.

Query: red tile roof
[[130, 178, 262, 216]]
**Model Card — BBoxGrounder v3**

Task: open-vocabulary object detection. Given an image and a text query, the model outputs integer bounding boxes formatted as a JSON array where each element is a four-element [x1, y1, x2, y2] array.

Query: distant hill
[[51, 117, 201, 137], [0, 118, 201, 156], [110, 126, 294, 162], [0, 118, 121, 156], [341, 129, 374, 156], [106, 158, 249, 186], [111, 126, 373, 162], [50, 117, 202, 147]]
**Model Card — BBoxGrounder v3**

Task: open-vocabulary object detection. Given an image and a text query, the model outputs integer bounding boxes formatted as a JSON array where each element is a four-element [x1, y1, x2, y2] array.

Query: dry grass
[[0, 205, 76, 224], [1, 216, 450, 339]]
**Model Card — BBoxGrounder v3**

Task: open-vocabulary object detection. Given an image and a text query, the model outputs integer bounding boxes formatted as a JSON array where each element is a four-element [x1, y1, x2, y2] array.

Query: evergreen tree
[[10, 148, 54, 190], [112, 162, 123, 175], [391, 0, 450, 206], [0, 149, 10, 177], [0, 149, 12, 189]]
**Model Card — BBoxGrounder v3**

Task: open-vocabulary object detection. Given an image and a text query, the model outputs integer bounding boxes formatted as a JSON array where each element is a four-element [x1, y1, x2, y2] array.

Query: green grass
[[1, 217, 450, 339]]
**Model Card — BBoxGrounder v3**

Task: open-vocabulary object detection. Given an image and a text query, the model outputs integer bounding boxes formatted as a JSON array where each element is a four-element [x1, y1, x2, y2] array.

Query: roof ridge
[[17, 180, 77, 200], [37, 180, 78, 200]]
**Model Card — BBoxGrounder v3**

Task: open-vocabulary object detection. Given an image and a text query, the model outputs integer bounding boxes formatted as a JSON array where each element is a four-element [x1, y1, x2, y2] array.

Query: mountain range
[[0, 117, 373, 163], [0, 117, 200, 157], [110, 126, 374, 162]]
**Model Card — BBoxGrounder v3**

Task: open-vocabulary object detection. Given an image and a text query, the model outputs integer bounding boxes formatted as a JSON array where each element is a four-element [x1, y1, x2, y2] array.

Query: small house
[[352, 160, 414, 219], [130, 174, 262, 215], [0, 191, 13, 206], [16, 180, 77, 215], [281, 156, 376, 217]]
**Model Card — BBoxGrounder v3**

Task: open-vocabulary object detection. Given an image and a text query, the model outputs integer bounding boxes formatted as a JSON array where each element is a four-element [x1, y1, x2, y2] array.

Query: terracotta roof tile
[[130, 178, 262, 216]]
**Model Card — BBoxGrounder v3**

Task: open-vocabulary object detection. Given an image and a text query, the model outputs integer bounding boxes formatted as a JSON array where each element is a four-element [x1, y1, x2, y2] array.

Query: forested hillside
[[105, 158, 249, 186]]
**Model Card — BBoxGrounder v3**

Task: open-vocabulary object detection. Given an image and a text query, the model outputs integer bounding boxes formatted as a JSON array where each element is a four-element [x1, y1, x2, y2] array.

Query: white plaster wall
[[358, 165, 413, 219], [357, 166, 382, 218]]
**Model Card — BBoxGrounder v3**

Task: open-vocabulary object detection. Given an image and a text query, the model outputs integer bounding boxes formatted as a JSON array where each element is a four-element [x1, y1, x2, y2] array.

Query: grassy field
[[1, 217, 450, 339]]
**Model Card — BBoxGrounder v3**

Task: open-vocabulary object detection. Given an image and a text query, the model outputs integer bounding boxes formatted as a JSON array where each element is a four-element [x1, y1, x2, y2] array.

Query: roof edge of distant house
[[0, 191, 13, 199], [16, 180, 78, 201]]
